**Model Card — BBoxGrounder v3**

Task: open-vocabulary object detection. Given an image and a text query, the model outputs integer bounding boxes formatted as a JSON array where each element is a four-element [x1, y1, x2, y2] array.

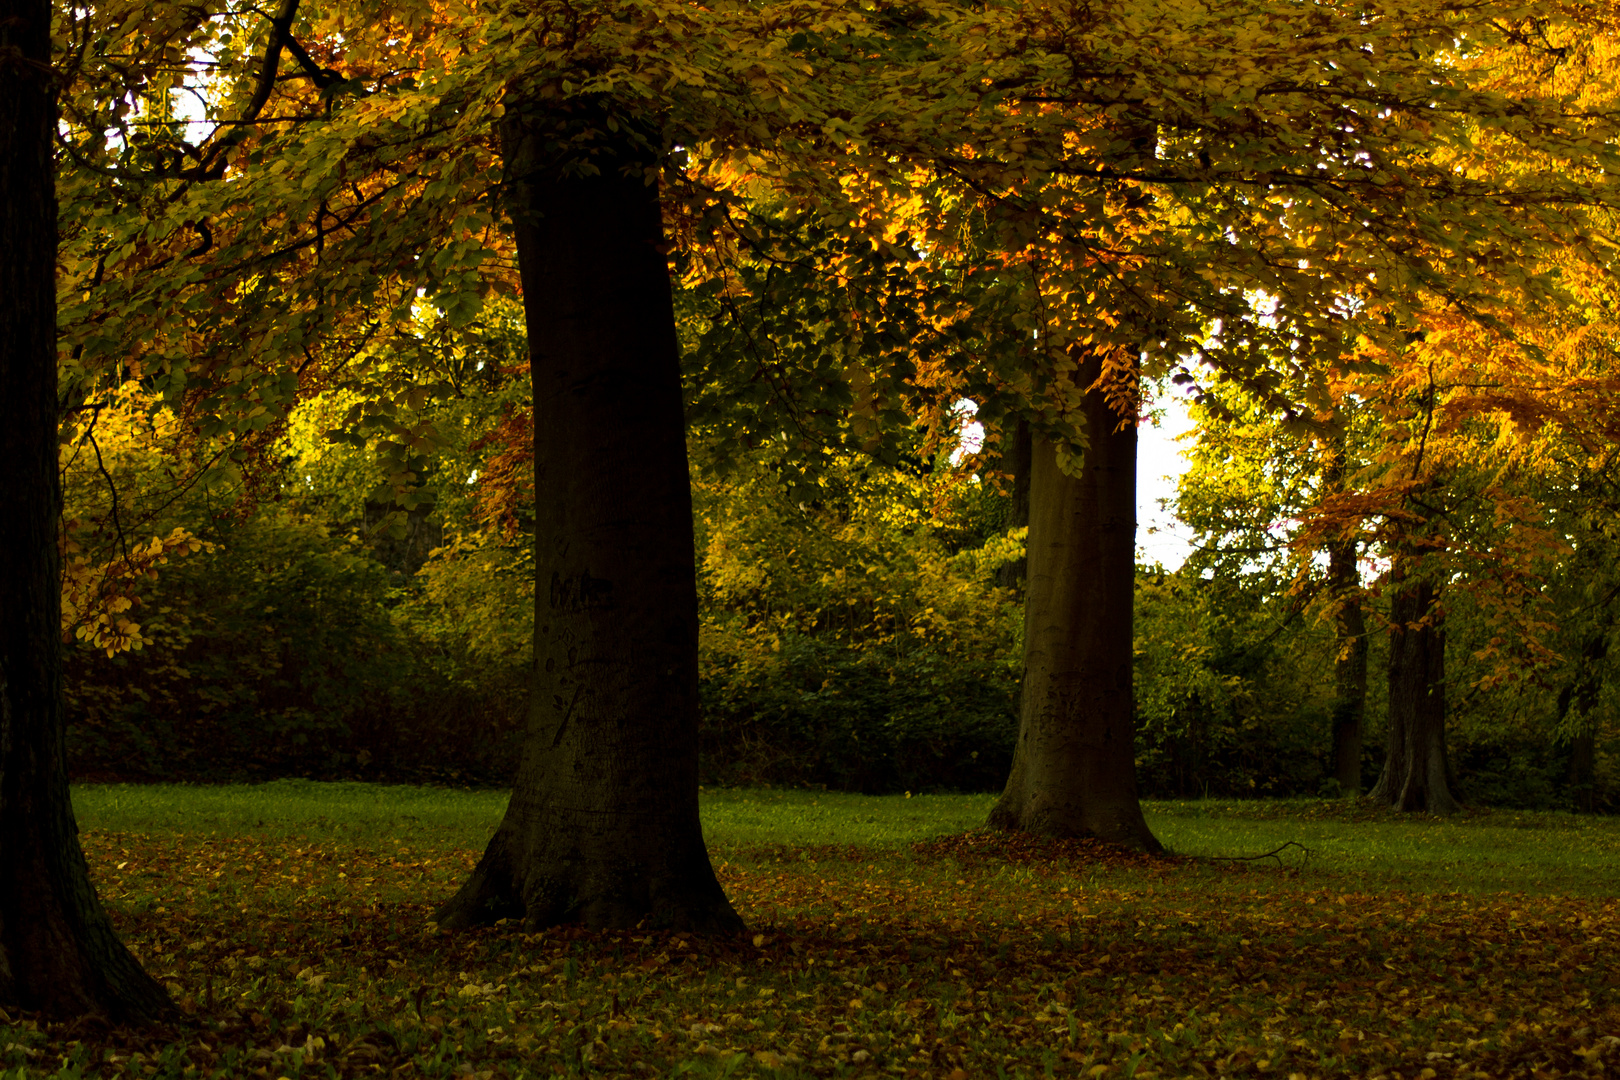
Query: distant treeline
[[64, 406, 1613, 811]]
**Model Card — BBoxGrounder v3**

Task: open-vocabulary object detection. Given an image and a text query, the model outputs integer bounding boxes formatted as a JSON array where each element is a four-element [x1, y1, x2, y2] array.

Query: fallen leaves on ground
[[912, 829, 1179, 869], [0, 827, 1613, 1078]]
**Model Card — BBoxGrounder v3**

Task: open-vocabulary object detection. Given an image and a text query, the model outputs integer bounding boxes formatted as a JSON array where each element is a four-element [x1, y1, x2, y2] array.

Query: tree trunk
[[1568, 730, 1597, 813], [1328, 537, 1367, 796], [1368, 560, 1457, 814], [994, 418, 1032, 591], [1558, 632, 1605, 814], [1321, 426, 1367, 795], [436, 100, 742, 933], [988, 351, 1161, 850], [0, 0, 174, 1021]]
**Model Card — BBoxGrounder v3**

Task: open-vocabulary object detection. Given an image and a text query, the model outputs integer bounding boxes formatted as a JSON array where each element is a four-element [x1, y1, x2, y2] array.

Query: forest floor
[[0, 784, 1614, 1079]]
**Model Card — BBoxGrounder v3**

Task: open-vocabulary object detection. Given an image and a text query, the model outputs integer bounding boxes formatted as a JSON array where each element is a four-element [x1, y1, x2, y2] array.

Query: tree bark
[[1568, 730, 1597, 813], [1322, 433, 1366, 796], [988, 351, 1161, 850], [1328, 538, 1367, 795], [1557, 633, 1605, 813], [436, 100, 742, 933], [1368, 559, 1457, 814], [0, 0, 175, 1020]]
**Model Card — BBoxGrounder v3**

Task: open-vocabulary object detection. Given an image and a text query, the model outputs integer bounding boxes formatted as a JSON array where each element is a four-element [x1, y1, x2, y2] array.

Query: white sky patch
[[957, 397, 1196, 571], [1137, 390, 1196, 571], [172, 48, 217, 126], [953, 399, 985, 460]]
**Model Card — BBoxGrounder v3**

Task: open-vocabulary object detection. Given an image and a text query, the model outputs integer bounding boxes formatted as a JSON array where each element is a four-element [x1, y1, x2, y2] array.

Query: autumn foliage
[[10, 0, 1620, 1040]]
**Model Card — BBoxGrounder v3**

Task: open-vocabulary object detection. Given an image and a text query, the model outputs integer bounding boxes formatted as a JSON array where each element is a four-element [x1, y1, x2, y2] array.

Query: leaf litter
[[0, 825, 1613, 1078]]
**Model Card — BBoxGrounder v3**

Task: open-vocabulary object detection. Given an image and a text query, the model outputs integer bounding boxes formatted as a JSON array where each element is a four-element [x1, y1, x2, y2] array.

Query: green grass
[[19, 782, 1618, 1079], [1148, 797, 1620, 897], [69, 783, 993, 851], [699, 788, 994, 848], [72, 782, 1620, 897], [74, 779, 509, 847]]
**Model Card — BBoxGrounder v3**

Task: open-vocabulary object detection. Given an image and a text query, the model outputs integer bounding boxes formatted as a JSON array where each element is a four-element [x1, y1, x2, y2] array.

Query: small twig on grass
[[1204, 840, 1314, 867]]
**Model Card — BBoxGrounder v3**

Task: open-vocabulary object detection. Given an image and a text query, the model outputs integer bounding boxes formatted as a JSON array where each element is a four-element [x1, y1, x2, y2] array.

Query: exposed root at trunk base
[[987, 801, 1164, 855], [0, 908, 176, 1024], [436, 830, 745, 936]]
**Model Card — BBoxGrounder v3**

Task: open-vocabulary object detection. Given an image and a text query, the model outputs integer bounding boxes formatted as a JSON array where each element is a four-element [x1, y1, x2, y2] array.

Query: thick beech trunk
[[436, 102, 741, 933], [1368, 561, 1457, 814], [988, 354, 1161, 850], [0, 0, 174, 1020]]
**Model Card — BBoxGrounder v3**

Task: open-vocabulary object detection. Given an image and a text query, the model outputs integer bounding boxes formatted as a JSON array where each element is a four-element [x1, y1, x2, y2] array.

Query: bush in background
[[59, 372, 1618, 810]]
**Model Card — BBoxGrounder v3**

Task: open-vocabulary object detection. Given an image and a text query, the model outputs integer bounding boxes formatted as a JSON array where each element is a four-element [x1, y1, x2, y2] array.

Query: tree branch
[[239, 0, 302, 130]]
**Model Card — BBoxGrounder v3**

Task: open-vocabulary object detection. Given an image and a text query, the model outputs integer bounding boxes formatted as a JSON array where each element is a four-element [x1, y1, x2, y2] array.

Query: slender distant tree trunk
[[436, 99, 742, 933], [1368, 558, 1457, 814], [988, 350, 1161, 850], [994, 419, 1032, 592], [1328, 538, 1367, 795], [0, 0, 174, 1020], [1558, 633, 1605, 813], [1568, 730, 1597, 813], [1322, 434, 1366, 795]]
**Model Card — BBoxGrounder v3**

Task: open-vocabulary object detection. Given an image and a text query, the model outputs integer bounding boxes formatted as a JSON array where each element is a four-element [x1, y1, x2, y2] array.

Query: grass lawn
[[0, 783, 1613, 1079]]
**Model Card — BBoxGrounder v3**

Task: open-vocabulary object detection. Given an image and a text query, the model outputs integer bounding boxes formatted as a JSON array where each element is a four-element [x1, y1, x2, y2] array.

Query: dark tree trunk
[[1329, 539, 1367, 795], [988, 351, 1161, 850], [994, 418, 1032, 591], [1368, 559, 1457, 814], [0, 0, 174, 1021], [1322, 433, 1366, 795], [1568, 731, 1597, 813], [1558, 633, 1605, 813], [436, 101, 742, 933]]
